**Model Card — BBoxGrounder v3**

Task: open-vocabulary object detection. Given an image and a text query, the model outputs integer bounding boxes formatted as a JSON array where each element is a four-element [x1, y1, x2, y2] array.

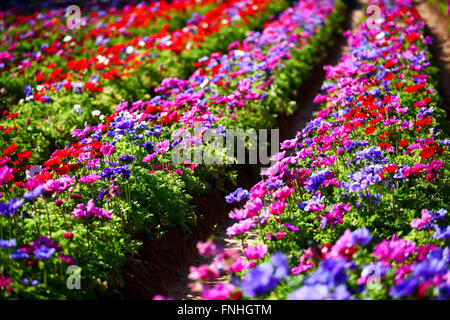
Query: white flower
[[74, 104, 82, 114], [126, 46, 134, 54], [92, 110, 101, 117], [63, 35, 72, 42]]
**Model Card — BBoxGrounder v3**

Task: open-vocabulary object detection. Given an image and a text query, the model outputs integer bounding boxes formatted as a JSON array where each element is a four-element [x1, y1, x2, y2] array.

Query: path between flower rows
[[165, 0, 367, 300]]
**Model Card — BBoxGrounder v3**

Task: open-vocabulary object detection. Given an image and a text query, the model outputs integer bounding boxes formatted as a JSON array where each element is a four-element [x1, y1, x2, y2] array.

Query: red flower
[[384, 165, 398, 173], [364, 125, 375, 135], [419, 146, 433, 159], [2, 143, 18, 156], [378, 142, 391, 149], [399, 139, 409, 148], [17, 150, 32, 160]]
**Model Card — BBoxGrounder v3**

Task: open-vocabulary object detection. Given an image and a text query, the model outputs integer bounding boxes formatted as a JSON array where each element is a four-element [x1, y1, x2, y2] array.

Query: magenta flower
[[78, 152, 91, 162], [201, 283, 234, 300], [188, 265, 220, 281], [273, 186, 294, 201], [372, 235, 416, 264], [142, 153, 157, 163], [79, 173, 101, 183], [268, 201, 286, 216], [230, 257, 255, 273], [226, 219, 254, 237], [155, 140, 170, 153], [0, 165, 13, 185], [100, 143, 115, 157], [70, 199, 113, 220], [244, 244, 268, 260], [410, 209, 432, 229]]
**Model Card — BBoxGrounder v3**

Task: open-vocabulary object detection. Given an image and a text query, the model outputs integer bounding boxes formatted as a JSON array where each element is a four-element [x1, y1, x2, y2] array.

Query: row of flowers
[[0, 0, 289, 172], [0, 0, 345, 298], [171, 0, 450, 300]]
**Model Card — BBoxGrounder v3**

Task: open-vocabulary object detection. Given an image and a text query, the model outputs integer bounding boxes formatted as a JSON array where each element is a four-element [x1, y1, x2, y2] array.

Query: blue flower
[[10, 249, 29, 259], [23, 186, 44, 200], [305, 169, 332, 194], [240, 252, 289, 298], [266, 179, 285, 189], [33, 245, 56, 259], [288, 284, 329, 300], [390, 277, 419, 298], [0, 198, 25, 217], [432, 225, 450, 240], [350, 228, 372, 246], [118, 154, 134, 163], [304, 258, 349, 288], [0, 238, 16, 248], [96, 188, 107, 201], [225, 188, 248, 203], [241, 263, 278, 298]]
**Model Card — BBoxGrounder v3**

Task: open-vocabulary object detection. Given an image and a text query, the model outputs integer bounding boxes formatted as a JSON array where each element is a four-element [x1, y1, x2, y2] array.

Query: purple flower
[[241, 252, 288, 298], [285, 223, 299, 231], [433, 225, 450, 240], [23, 186, 44, 199], [33, 245, 56, 259], [0, 198, 24, 217], [390, 277, 419, 298], [0, 238, 16, 248], [96, 188, 107, 201], [305, 169, 333, 194], [225, 187, 248, 203], [10, 249, 29, 259], [288, 284, 330, 300], [304, 258, 349, 288], [350, 228, 372, 246], [118, 154, 135, 163]]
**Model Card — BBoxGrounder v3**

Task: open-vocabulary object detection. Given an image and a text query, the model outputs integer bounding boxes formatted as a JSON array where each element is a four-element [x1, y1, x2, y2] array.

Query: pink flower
[[79, 173, 101, 183], [70, 199, 113, 220], [244, 198, 262, 217], [230, 257, 255, 273], [196, 241, 223, 257], [268, 201, 286, 216], [273, 186, 294, 201], [78, 152, 91, 162], [63, 232, 74, 240], [155, 140, 170, 153], [188, 265, 220, 281], [100, 143, 115, 157], [372, 235, 416, 264], [202, 283, 234, 300], [229, 208, 247, 220], [226, 219, 254, 237], [152, 295, 174, 300], [250, 182, 266, 199], [410, 209, 431, 229], [142, 153, 157, 162], [326, 229, 353, 260], [243, 244, 268, 260], [280, 138, 298, 149], [0, 165, 13, 185]]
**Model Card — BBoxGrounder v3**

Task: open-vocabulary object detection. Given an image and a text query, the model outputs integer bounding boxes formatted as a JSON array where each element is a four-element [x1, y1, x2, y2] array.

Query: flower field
[[0, 0, 449, 301]]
